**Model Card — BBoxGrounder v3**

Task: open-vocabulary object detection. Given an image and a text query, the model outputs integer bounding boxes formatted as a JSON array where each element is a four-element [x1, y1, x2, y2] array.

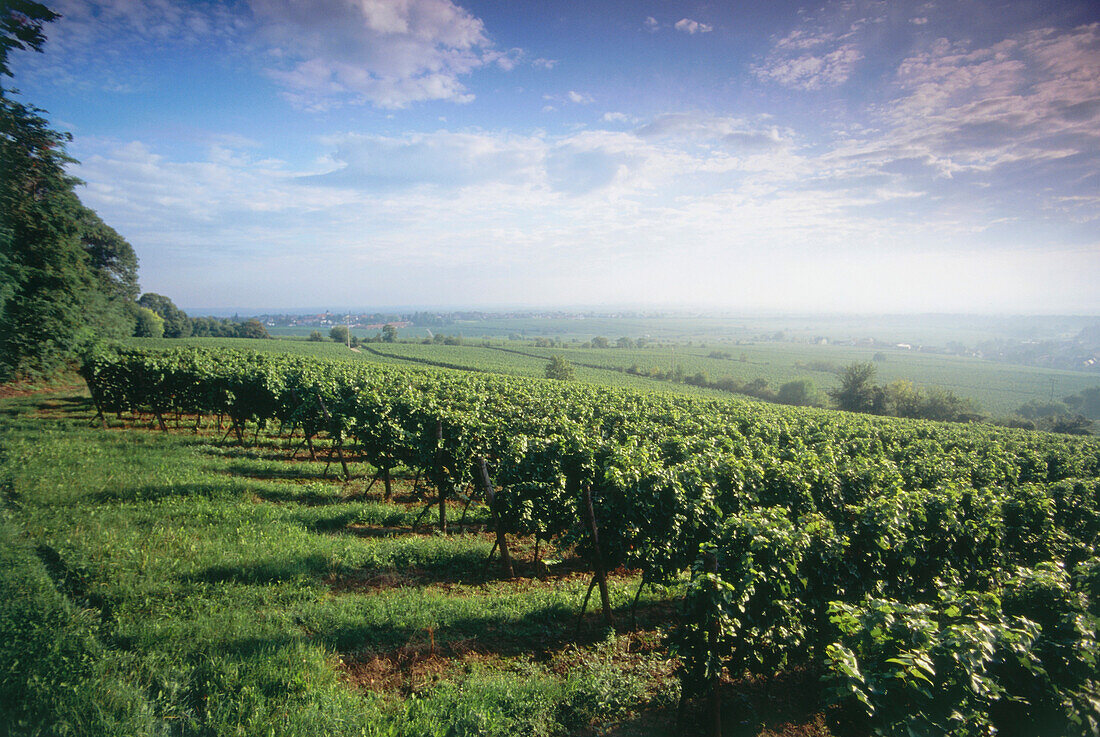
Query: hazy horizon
[[179, 306, 1100, 322], [12, 0, 1100, 313]]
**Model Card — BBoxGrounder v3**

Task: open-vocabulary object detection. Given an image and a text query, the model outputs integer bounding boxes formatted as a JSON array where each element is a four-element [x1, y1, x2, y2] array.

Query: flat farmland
[[520, 343, 1100, 417]]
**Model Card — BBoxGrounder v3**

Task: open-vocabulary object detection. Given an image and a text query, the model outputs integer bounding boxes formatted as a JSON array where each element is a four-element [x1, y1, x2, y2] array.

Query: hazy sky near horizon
[[10, 0, 1100, 312]]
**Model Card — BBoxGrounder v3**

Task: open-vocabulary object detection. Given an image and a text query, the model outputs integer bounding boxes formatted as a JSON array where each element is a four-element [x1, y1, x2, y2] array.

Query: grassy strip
[[0, 513, 160, 736]]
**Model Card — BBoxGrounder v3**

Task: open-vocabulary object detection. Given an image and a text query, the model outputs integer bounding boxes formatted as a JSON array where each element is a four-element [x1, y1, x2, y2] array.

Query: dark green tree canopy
[[238, 319, 269, 339], [138, 293, 190, 338], [82, 208, 139, 300], [131, 305, 164, 338], [829, 362, 883, 414], [0, 1, 57, 80], [545, 354, 575, 381], [329, 325, 349, 343], [0, 2, 141, 379]]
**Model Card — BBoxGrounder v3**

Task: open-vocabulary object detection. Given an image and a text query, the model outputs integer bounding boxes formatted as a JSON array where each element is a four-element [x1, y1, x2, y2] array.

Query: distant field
[[125, 335, 1100, 417], [360, 342, 732, 398], [260, 314, 1097, 347], [521, 342, 1100, 416]]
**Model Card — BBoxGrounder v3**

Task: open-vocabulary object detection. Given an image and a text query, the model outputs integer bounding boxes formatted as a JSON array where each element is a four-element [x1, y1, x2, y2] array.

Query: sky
[[8, 0, 1100, 313]]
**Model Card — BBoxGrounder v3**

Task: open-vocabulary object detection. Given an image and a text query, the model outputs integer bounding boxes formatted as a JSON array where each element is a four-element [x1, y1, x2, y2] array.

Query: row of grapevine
[[81, 344, 1100, 735]]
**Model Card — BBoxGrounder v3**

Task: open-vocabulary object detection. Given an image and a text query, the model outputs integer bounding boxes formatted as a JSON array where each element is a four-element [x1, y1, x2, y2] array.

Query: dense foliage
[[82, 344, 1100, 735], [0, 1, 140, 380]]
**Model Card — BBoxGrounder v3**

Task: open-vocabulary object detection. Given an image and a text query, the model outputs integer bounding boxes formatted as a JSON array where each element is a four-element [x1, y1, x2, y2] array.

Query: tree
[[885, 379, 923, 418], [1063, 387, 1100, 420], [329, 325, 349, 343], [616, 336, 634, 349], [919, 387, 981, 422], [79, 207, 138, 301], [0, 3, 140, 379], [1016, 400, 1069, 421], [131, 306, 164, 338], [591, 336, 610, 349], [829, 362, 882, 413], [1048, 414, 1093, 435], [237, 319, 269, 339], [138, 292, 190, 338], [778, 379, 821, 407], [382, 324, 398, 343], [308, 330, 324, 342], [545, 355, 575, 380], [0, 2, 56, 78], [190, 316, 237, 337]]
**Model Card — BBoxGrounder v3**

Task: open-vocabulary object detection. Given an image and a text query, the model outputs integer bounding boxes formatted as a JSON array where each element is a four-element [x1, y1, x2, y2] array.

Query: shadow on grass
[[181, 539, 561, 594], [324, 596, 677, 663], [299, 507, 413, 532], [186, 553, 337, 586], [41, 395, 96, 411], [600, 669, 832, 737], [220, 460, 347, 482], [250, 484, 360, 507], [326, 600, 579, 656], [93, 480, 248, 503], [34, 543, 114, 625]]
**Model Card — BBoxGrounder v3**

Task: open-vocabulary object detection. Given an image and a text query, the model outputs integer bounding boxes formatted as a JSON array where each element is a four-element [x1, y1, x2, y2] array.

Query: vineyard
[[128, 334, 1100, 417], [55, 343, 1100, 735]]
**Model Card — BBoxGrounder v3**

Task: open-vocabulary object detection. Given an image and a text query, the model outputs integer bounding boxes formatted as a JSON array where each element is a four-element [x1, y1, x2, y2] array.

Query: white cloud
[[68, 112, 1100, 312], [643, 16, 660, 33], [544, 91, 594, 106], [249, 0, 497, 109], [635, 112, 793, 151], [751, 2, 883, 90], [674, 18, 712, 35], [601, 112, 633, 123], [13, 0, 516, 109], [483, 48, 524, 71], [310, 131, 545, 189], [10, 0, 240, 90], [754, 41, 863, 89], [881, 25, 1100, 174]]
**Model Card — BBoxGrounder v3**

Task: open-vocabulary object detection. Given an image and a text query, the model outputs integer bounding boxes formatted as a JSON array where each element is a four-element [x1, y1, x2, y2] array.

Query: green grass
[[0, 393, 684, 737]]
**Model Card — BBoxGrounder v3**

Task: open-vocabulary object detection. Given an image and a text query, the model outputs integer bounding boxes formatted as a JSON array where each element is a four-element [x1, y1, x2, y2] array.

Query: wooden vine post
[[436, 420, 447, 533], [314, 392, 350, 481], [582, 484, 615, 628], [705, 550, 721, 737], [478, 456, 513, 578]]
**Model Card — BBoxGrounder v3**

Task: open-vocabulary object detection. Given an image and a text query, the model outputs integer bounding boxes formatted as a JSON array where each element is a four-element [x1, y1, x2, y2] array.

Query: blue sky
[[10, 0, 1100, 312]]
